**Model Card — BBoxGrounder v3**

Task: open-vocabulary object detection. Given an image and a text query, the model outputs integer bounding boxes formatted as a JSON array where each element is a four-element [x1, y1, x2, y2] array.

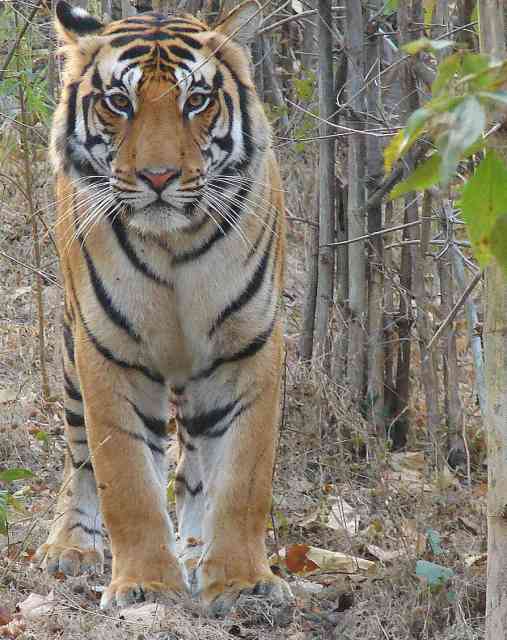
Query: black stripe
[[168, 45, 195, 62], [204, 400, 252, 439], [56, 3, 103, 36], [63, 322, 75, 365], [172, 226, 227, 265], [66, 82, 79, 139], [175, 34, 203, 49], [72, 287, 164, 384], [119, 427, 165, 456], [81, 244, 141, 342], [64, 371, 82, 402], [178, 429, 196, 452], [119, 45, 152, 61], [68, 446, 93, 472], [92, 66, 103, 91], [209, 223, 276, 337], [168, 26, 204, 34], [65, 409, 85, 427], [131, 403, 167, 439], [175, 475, 203, 496], [179, 399, 239, 437], [192, 316, 276, 380], [68, 522, 102, 536], [110, 217, 172, 286], [215, 54, 254, 169], [110, 31, 196, 46], [70, 438, 88, 445]]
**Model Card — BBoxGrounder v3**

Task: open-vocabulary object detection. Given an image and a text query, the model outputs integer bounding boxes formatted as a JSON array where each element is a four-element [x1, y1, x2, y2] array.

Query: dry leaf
[[366, 544, 404, 563], [326, 497, 360, 535], [0, 609, 11, 628], [17, 591, 55, 620], [291, 0, 303, 13], [0, 618, 25, 638], [271, 545, 375, 577], [464, 553, 487, 568], [285, 544, 319, 574], [119, 603, 166, 625]]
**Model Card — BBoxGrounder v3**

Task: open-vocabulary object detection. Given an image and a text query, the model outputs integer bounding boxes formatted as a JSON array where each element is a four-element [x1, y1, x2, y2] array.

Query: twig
[[0, 0, 43, 83], [321, 217, 439, 248], [0, 249, 61, 287], [426, 271, 482, 353]]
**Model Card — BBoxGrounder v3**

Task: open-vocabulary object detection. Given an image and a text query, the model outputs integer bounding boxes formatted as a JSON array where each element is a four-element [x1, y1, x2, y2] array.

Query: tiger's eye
[[107, 94, 131, 111], [187, 93, 208, 109]]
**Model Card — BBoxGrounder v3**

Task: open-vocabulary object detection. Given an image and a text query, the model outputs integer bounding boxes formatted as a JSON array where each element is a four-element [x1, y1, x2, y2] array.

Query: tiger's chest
[[72, 219, 273, 383]]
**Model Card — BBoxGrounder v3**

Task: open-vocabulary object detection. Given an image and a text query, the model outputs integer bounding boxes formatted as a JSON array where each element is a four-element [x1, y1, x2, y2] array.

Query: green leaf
[[432, 53, 462, 97], [426, 528, 444, 556], [0, 468, 34, 483], [458, 151, 507, 267], [167, 474, 176, 505], [0, 489, 7, 534], [6, 494, 27, 514], [490, 214, 507, 276], [389, 154, 442, 200], [402, 38, 455, 55], [383, 0, 398, 13], [423, 0, 437, 30], [416, 560, 454, 586], [438, 96, 485, 184], [384, 130, 405, 174], [35, 430, 49, 445]]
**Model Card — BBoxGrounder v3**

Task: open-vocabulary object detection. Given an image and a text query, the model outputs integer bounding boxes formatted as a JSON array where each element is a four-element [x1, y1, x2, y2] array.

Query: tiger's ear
[[55, 1, 104, 44], [215, 0, 262, 46]]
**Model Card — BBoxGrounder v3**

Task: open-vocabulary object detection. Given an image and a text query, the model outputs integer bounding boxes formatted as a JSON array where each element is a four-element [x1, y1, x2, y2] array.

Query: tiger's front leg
[[176, 324, 293, 616], [75, 335, 184, 609]]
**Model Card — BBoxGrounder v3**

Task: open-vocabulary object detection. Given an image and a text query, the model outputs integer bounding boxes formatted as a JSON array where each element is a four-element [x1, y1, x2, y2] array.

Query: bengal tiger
[[33, 0, 291, 614]]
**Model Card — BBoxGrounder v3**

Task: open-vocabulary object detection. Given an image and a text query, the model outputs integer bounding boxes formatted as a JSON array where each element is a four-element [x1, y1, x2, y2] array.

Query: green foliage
[[385, 47, 507, 275], [0, 467, 34, 535], [458, 152, 507, 270]]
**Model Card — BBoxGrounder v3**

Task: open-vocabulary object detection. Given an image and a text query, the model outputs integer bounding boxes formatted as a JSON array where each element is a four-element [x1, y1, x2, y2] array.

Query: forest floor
[[0, 152, 488, 639]]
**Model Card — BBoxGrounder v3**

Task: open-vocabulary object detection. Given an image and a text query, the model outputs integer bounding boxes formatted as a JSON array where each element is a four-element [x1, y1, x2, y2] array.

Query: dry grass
[[0, 131, 487, 639]]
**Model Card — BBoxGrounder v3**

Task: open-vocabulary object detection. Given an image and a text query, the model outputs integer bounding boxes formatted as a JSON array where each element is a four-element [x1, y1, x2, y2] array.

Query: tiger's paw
[[204, 575, 294, 618], [100, 578, 183, 609], [33, 542, 104, 577]]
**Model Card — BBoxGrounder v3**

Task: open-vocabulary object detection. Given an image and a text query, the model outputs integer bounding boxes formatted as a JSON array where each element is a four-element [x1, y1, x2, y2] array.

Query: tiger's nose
[[138, 167, 180, 191]]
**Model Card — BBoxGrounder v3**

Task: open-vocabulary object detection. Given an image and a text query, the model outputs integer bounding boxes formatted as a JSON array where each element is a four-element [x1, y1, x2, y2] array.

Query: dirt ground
[[0, 145, 487, 639]]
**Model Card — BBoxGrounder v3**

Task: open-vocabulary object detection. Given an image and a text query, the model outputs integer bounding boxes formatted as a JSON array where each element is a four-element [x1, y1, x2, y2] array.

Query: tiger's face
[[52, 1, 268, 235]]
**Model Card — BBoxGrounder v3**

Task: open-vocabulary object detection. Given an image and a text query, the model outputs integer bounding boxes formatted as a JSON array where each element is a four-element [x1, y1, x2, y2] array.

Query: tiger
[[33, 0, 291, 615]]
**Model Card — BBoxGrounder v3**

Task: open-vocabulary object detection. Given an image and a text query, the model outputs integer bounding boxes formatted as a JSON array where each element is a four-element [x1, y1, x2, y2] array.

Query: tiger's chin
[[126, 202, 194, 237]]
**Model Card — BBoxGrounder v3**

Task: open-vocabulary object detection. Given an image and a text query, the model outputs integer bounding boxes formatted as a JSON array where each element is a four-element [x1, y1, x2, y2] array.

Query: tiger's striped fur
[[34, 0, 291, 613]]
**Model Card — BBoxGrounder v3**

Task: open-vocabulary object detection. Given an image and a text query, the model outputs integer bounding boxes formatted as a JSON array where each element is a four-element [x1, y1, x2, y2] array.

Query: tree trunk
[[365, 1, 385, 436], [479, 1, 507, 637], [313, 0, 335, 372], [345, 0, 366, 396]]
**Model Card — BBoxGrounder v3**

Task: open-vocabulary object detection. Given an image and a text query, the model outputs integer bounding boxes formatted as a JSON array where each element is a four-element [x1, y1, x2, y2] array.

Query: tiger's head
[[52, 0, 270, 236]]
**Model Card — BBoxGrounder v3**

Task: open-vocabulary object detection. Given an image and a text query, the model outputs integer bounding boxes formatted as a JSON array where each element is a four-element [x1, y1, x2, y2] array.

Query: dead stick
[[321, 216, 439, 248], [426, 271, 482, 353]]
